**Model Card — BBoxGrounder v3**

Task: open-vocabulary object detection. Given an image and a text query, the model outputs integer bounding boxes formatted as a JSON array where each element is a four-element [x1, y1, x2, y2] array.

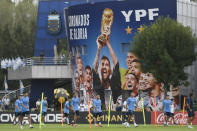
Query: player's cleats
[[99, 124, 103, 127], [20, 125, 23, 129], [188, 125, 193, 129], [29, 124, 33, 128], [134, 123, 138, 127], [125, 122, 130, 128]]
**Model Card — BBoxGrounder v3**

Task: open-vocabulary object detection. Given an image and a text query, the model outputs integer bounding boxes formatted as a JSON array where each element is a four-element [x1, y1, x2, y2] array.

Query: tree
[[131, 17, 197, 91], [0, 0, 38, 90]]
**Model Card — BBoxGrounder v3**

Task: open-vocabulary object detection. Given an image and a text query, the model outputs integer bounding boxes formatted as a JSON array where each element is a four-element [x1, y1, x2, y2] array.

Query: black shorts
[[187, 110, 195, 117], [64, 113, 69, 117], [164, 112, 171, 117], [93, 112, 103, 118], [170, 113, 174, 117], [21, 111, 30, 116], [127, 110, 134, 116], [73, 110, 79, 116], [15, 112, 21, 117], [42, 112, 47, 116]]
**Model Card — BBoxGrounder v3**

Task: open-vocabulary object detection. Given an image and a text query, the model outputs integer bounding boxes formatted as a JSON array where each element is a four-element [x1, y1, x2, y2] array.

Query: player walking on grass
[[71, 94, 80, 127], [20, 92, 33, 129], [126, 92, 138, 128], [122, 100, 127, 125], [186, 93, 195, 129], [93, 95, 103, 127], [163, 95, 172, 126], [41, 96, 48, 125], [13, 95, 22, 125], [64, 98, 71, 125], [170, 98, 176, 124]]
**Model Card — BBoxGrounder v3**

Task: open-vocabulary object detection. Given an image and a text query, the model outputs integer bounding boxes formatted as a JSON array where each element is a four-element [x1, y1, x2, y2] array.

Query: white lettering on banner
[[56, 114, 62, 122], [157, 113, 188, 125], [135, 10, 147, 21], [31, 114, 38, 122], [121, 8, 159, 22], [148, 8, 159, 20], [68, 14, 89, 40], [47, 114, 55, 122]]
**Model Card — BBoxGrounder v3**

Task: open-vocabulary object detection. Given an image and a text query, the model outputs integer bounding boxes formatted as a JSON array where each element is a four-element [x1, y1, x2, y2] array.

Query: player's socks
[[66, 117, 69, 125], [20, 125, 23, 129], [71, 120, 74, 126], [13, 121, 16, 125]]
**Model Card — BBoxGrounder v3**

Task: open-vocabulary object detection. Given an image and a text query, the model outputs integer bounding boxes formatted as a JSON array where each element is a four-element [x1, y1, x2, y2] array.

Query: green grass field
[[0, 124, 196, 131]]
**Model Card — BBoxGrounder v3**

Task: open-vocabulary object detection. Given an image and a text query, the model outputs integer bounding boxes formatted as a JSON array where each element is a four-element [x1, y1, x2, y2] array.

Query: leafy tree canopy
[[131, 17, 197, 90]]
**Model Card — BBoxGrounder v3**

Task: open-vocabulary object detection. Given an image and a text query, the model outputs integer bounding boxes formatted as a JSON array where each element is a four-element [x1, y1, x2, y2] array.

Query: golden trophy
[[98, 8, 114, 46]]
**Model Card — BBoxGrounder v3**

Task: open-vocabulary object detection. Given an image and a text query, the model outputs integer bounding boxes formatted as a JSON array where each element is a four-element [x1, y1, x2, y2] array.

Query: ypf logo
[[85, 113, 94, 122]]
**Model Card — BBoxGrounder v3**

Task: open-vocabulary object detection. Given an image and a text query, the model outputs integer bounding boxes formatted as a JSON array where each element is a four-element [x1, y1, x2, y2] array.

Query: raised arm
[[106, 38, 118, 69], [93, 38, 103, 72]]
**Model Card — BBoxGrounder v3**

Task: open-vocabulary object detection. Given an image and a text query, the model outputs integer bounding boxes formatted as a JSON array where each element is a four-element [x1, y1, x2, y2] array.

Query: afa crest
[[47, 10, 61, 34]]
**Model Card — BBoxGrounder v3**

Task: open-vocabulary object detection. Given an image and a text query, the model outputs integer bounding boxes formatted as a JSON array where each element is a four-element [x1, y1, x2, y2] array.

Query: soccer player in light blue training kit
[[64, 97, 71, 125], [20, 92, 33, 129], [93, 94, 103, 127], [41, 96, 48, 125], [71, 93, 80, 127], [13, 95, 22, 125], [186, 93, 195, 129], [163, 95, 172, 126], [126, 92, 138, 128]]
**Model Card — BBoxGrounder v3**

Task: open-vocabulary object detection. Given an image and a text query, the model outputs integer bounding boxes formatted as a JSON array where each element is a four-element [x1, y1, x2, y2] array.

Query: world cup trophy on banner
[[98, 8, 114, 46]]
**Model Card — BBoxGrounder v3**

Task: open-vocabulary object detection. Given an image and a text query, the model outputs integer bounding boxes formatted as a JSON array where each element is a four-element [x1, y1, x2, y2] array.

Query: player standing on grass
[[186, 93, 195, 129], [41, 96, 48, 125], [20, 92, 33, 129], [126, 92, 138, 128], [71, 94, 80, 127], [93, 94, 103, 127], [163, 95, 172, 126], [122, 100, 127, 125], [13, 95, 22, 125], [170, 98, 176, 124], [64, 98, 71, 125]]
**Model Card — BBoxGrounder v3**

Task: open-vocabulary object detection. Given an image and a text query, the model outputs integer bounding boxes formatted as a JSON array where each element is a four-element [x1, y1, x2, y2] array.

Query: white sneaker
[[134, 123, 138, 127], [126, 123, 130, 128], [29, 125, 33, 128], [20, 125, 23, 129], [188, 125, 193, 129]]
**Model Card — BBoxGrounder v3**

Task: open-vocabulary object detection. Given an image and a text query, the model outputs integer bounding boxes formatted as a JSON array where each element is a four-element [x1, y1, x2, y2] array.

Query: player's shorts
[[164, 112, 171, 117], [21, 111, 30, 116], [187, 110, 195, 117], [73, 110, 79, 116], [93, 112, 103, 118], [15, 112, 21, 117], [64, 113, 69, 117], [127, 110, 134, 116], [170, 113, 174, 117], [42, 112, 47, 116]]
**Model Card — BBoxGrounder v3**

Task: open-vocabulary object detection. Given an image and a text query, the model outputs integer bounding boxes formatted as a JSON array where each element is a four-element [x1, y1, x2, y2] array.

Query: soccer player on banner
[[93, 94, 103, 127], [126, 92, 138, 128]]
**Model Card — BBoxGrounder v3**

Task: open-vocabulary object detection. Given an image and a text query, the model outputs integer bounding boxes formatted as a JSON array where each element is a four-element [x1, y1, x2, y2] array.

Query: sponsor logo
[[157, 113, 188, 124], [47, 10, 61, 34]]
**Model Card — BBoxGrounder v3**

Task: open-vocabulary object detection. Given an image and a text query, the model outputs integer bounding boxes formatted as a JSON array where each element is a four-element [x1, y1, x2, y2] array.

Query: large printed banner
[[151, 112, 197, 125], [64, 0, 177, 110], [0, 112, 150, 124]]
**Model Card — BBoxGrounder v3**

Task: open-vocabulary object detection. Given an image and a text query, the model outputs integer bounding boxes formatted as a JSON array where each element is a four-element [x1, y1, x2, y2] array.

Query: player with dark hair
[[163, 95, 172, 126], [41, 96, 48, 125], [20, 92, 33, 128], [125, 92, 138, 128], [186, 93, 195, 129], [93, 94, 103, 127], [64, 97, 71, 125], [13, 95, 22, 126], [71, 94, 80, 127]]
